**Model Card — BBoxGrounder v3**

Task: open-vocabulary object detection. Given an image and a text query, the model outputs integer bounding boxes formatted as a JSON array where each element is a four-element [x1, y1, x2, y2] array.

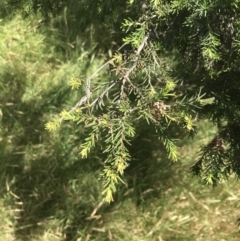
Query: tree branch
[[70, 34, 149, 113], [120, 34, 149, 98]]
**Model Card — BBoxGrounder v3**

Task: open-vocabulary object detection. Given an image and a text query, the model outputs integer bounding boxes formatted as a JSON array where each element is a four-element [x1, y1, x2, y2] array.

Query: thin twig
[[90, 199, 104, 217], [117, 42, 128, 51], [70, 58, 117, 112], [120, 34, 149, 98], [90, 81, 118, 110], [70, 34, 149, 112], [86, 58, 116, 98], [88, 58, 116, 84]]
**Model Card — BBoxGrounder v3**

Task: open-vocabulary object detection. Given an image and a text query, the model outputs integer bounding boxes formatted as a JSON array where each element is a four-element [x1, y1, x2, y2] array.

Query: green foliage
[[69, 75, 82, 90], [162, 0, 240, 186], [46, 17, 204, 201], [42, 0, 240, 203]]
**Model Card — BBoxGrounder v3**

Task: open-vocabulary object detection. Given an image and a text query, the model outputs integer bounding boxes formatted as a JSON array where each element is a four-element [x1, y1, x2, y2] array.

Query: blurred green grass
[[1, 120, 240, 241]]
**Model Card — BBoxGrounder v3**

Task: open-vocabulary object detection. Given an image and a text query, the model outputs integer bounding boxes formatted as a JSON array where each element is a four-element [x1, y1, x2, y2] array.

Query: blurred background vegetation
[[0, 1, 240, 240]]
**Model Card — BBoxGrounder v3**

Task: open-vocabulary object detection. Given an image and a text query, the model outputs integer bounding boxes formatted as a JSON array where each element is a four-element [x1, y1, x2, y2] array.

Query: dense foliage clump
[[43, 0, 240, 202]]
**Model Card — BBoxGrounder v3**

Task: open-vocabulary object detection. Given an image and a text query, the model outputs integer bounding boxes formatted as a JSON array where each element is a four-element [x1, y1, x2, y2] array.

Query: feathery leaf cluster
[[45, 0, 240, 201]]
